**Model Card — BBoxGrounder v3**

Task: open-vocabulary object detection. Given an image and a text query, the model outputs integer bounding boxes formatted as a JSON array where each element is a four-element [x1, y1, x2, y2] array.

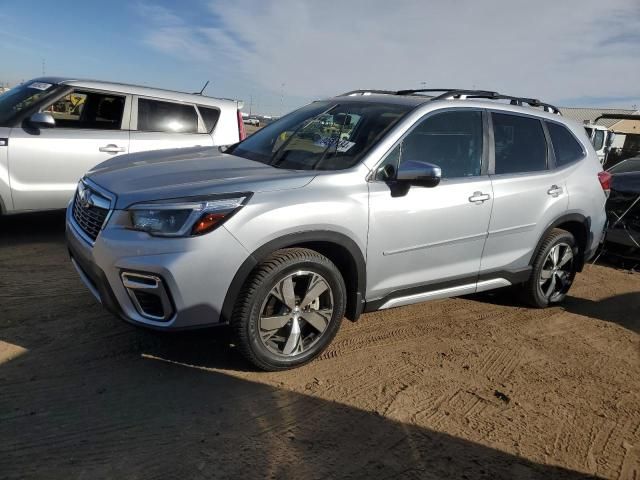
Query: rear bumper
[[65, 204, 250, 330]]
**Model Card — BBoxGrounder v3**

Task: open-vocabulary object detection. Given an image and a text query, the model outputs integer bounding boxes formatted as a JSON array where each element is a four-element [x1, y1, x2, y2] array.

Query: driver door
[[366, 109, 493, 305], [9, 89, 131, 211]]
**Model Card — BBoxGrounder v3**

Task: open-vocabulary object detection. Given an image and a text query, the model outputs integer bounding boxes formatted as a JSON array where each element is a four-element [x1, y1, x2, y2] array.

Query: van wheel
[[521, 229, 578, 308], [231, 248, 346, 371]]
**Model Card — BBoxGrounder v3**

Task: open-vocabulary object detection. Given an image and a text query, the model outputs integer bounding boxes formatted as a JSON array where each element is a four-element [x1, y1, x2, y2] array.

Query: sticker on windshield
[[313, 137, 356, 153], [28, 82, 52, 91]]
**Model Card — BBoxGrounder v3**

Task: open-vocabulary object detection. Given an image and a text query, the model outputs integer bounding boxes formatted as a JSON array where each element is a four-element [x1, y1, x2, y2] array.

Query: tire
[[520, 228, 578, 308], [231, 248, 346, 371]]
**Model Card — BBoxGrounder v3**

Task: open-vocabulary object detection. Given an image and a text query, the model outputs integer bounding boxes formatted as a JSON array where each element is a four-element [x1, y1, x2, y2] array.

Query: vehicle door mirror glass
[[396, 160, 442, 187], [606, 132, 615, 147], [29, 112, 56, 128]]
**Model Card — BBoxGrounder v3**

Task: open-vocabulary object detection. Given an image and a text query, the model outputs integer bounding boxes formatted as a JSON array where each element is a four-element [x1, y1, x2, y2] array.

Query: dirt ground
[[1, 211, 639, 479]]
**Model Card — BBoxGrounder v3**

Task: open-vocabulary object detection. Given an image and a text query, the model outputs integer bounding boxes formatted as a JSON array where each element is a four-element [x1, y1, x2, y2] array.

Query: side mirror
[[29, 112, 56, 128], [396, 160, 442, 187]]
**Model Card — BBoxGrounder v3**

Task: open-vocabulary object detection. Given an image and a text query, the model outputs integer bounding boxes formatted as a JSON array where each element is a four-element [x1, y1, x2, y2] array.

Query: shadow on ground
[[0, 210, 66, 244], [468, 286, 640, 335], [0, 327, 601, 479]]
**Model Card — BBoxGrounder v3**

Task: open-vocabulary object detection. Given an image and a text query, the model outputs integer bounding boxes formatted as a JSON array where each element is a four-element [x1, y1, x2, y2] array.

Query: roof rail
[[416, 89, 562, 115], [338, 88, 562, 115], [339, 89, 399, 96]]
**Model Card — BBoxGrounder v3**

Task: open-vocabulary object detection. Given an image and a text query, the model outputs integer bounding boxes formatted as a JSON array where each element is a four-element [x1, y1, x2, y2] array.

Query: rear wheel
[[521, 229, 578, 308], [231, 248, 346, 371]]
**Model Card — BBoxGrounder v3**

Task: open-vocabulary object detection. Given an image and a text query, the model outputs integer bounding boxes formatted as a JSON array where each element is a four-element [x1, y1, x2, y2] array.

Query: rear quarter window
[[137, 98, 198, 133], [546, 122, 585, 167], [198, 106, 221, 133]]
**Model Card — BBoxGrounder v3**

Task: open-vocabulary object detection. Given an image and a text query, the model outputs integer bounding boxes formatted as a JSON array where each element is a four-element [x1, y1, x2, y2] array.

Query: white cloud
[[137, 0, 640, 108]]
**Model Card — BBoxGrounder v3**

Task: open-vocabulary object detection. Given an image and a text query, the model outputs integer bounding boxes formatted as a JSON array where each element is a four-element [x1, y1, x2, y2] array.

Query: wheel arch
[[221, 231, 366, 324], [530, 213, 591, 272]]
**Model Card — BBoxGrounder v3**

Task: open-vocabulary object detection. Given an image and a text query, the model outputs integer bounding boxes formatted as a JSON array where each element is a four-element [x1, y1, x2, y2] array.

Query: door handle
[[547, 185, 563, 197], [469, 191, 491, 204], [99, 144, 126, 154]]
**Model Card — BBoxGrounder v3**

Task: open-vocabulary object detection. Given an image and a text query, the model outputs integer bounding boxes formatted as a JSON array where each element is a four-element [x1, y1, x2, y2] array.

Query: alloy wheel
[[258, 270, 334, 357], [539, 242, 574, 301]]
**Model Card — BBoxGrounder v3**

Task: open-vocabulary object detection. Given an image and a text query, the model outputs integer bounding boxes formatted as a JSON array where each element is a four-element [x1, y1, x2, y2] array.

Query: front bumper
[[66, 204, 250, 330]]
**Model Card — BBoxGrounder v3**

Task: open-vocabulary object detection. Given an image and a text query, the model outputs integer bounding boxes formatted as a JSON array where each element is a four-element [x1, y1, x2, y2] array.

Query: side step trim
[[378, 278, 512, 310]]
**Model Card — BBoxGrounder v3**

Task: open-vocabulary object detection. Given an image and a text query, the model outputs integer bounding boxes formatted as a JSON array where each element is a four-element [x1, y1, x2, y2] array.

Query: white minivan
[[0, 77, 246, 213]]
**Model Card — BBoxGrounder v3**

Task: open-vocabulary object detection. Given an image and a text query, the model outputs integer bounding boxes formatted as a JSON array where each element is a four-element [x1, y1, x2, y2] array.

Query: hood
[[86, 146, 316, 209]]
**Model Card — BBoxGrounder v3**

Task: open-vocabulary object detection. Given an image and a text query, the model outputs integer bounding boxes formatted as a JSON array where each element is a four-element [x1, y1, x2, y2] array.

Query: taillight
[[237, 109, 247, 141], [598, 171, 612, 197]]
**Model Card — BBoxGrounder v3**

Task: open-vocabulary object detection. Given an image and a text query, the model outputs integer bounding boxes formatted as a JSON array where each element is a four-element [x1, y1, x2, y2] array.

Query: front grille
[[133, 291, 165, 318], [72, 188, 110, 242]]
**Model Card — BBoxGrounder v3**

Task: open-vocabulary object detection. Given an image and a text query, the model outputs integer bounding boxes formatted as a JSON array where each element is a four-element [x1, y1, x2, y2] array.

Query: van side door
[[8, 88, 131, 211]]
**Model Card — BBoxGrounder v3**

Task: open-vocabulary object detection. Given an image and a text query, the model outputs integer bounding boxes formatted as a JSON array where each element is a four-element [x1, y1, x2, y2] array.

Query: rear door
[[9, 88, 130, 211], [128, 97, 215, 154], [480, 111, 569, 277]]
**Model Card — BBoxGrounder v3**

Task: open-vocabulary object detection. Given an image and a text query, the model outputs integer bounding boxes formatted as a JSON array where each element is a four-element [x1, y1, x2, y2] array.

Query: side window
[[137, 98, 198, 133], [492, 113, 547, 174], [198, 106, 221, 133], [387, 110, 483, 179], [546, 122, 585, 167], [45, 91, 125, 130], [593, 129, 605, 150]]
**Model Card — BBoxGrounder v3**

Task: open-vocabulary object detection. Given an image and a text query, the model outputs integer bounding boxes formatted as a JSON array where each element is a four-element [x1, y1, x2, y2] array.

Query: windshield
[[0, 81, 58, 125], [229, 101, 412, 170]]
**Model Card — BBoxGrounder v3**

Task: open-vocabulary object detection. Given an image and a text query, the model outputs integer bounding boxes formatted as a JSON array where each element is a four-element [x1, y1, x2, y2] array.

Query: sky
[[1, 0, 639, 116]]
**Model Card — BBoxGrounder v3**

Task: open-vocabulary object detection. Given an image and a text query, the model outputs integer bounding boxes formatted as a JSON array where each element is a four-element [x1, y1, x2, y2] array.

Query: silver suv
[[66, 88, 608, 370], [0, 77, 246, 213]]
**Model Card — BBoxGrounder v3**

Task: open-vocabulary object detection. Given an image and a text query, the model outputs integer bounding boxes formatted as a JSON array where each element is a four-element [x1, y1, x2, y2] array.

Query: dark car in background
[[605, 156, 640, 260]]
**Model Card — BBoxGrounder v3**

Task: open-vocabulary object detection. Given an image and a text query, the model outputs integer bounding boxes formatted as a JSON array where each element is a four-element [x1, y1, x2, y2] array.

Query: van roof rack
[[339, 88, 561, 115]]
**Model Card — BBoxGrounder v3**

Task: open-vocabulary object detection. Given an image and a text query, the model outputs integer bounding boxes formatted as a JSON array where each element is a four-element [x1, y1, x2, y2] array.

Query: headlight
[[128, 195, 249, 237]]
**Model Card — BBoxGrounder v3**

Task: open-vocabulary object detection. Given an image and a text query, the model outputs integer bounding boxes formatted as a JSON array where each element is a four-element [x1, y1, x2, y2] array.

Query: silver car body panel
[[1, 78, 242, 214], [367, 175, 494, 300], [86, 147, 317, 209], [65, 95, 608, 329], [0, 126, 10, 212]]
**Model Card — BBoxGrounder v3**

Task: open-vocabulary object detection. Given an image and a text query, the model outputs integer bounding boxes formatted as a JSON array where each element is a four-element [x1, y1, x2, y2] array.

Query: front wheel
[[520, 229, 578, 308], [231, 248, 346, 371]]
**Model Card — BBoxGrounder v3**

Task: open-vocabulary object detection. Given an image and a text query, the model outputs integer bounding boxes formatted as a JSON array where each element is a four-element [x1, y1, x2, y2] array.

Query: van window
[[492, 113, 547, 174], [198, 106, 220, 133], [137, 98, 198, 133], [546, 122, 585, 167], [45, 90, 125, 130]]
